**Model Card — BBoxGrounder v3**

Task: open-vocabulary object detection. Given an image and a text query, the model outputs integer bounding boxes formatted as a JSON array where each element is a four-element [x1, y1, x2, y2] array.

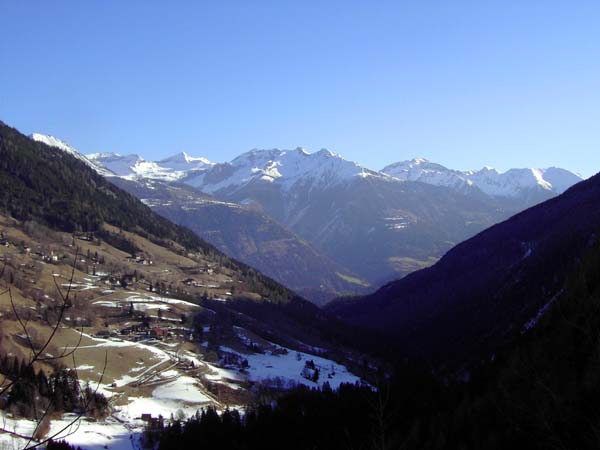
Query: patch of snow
[[152, 376, 212, 403], [522, 289, 564, 332], [220, 341, 362, 389]]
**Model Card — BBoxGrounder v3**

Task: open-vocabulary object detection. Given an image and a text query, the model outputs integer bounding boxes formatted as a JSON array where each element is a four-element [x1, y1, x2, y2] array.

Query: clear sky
[[1, 1, 599, 176]]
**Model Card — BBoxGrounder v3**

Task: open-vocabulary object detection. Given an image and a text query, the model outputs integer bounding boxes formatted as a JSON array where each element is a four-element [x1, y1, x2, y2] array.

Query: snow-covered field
[[220, 343, 362, 390], [1, 336, 363, 450], [93, 293, 201, 312], [0, 366, 215, 450], [2, 289, 363, 450], [0, 411, 137, 450]]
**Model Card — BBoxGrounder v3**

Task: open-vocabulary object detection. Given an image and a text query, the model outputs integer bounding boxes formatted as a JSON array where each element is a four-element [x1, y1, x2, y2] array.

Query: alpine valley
[[1, 120, 598, 450], [34, 133, 583, 304]]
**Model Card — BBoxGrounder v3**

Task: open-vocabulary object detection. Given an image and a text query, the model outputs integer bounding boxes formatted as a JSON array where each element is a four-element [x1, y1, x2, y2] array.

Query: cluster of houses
[[0, 236, 62, 264], [95, 324, 194, 343], [182, 277, 204, 288], [35, 249, 60, 263], [126, 252, 154, 265]]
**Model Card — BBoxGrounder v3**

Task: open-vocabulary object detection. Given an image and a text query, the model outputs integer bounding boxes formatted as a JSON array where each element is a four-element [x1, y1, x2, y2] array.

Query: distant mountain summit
[[183, 147, 387, 195], [30, 133, 114, 176], [158, 151, 213, 171], [382, 158, 582, 198], [86, 149, 214, 181]]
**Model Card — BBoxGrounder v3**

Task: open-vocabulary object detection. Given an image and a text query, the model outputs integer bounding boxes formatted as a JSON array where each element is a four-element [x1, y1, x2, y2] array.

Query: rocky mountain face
[[110, 177, 370, 305]]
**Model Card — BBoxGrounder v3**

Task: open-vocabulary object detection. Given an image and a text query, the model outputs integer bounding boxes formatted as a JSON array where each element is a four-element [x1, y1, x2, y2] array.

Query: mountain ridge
[[56, 132, 583, 199], [382, 157, 582, 197]]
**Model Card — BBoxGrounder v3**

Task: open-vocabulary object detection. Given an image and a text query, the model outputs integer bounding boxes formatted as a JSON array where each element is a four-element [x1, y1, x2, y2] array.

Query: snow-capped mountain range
[[382, 158, 582, 197], [45, 131, 579, 199], [183, 148, 387, 195], [31, 133, 582, 198], [86, 151, 214, 182], [31, 132, 587, 291]]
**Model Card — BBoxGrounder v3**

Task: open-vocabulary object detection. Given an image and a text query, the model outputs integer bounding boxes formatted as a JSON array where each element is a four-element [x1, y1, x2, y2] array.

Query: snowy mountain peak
[[185, 147, 386, 195], [87, 151, 122, 159], [31, 133, 114, 176], [85, 153, 147, 178], [231, 148, 284, 166], [540, 167, 584, 194], [382, 158, 583, 197], [159, 151, 212, 166], [31, 133, 77, 154], [87, 151, 213, 182], [88, 152, 144, 163], [316, 148, 337, 158]]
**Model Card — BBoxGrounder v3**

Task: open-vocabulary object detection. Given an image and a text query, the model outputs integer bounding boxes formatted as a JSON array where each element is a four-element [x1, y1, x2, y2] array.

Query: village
[[0, 214, 364, 450]]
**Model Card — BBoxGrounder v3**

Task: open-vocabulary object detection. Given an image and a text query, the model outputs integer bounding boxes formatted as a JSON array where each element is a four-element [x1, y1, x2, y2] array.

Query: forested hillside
[[0, 121, 297, 303]]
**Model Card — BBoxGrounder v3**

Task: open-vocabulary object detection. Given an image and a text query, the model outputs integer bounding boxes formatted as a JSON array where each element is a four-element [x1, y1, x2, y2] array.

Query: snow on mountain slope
[[540, 167, 584, 194], [31, 133, 77, 154], [382, 158, 583, 198], [158, 151, 213, 171], [30, 133, 114, 176], [36, 129, 580, 200], [86, 152, 143, 176], [185, 147, 390, 194], [87, 151, 214, 181], [382, 158, 476, 193], [31, 133, 213, 182], [466, 167, 553, 197]]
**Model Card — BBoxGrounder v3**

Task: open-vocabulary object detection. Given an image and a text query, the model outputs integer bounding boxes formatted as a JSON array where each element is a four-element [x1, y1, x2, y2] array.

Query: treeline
[[0, 355, 108, 419], [149, 383, 384, 450]]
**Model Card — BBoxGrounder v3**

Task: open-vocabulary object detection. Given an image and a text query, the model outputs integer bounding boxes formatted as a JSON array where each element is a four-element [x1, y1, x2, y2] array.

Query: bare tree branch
[[0, 247, 111, 450]]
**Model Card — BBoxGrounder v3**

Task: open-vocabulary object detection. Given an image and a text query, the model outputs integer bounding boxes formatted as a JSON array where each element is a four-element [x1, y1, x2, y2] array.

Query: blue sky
[[1, 1, 599, 176]]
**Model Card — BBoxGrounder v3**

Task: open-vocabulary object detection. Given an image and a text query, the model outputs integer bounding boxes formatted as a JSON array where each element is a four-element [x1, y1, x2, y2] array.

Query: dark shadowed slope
[[329, 171, 600, 365]]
